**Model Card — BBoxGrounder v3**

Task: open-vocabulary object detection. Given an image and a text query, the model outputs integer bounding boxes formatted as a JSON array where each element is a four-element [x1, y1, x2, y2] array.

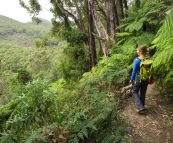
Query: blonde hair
[[137, 45, 149, 56]]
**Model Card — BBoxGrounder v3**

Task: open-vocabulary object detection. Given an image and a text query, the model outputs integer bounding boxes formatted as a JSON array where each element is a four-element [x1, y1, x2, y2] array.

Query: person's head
[[136, 45, 148, 57]]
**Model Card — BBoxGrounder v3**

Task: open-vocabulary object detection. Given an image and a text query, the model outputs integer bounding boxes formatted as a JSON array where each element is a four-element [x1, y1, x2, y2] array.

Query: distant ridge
[[0, 14, 52, 28], [27, 17, 52, 28], [0, 15, 24, 24], [0, 15, 51, 47]]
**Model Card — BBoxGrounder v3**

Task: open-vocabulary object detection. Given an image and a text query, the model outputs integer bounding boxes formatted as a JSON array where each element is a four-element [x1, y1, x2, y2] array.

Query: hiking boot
[[138, 108, 146, 114]]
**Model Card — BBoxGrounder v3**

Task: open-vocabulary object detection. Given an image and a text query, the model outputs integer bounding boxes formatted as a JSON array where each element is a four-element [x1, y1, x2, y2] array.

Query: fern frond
[[152, 47, 173, 68], [116, 32, 132, 37], [101, 136, 116, 143], [125, 22, 143, 32], [164, 69, 173, 83], [151, 6, 173, 93]]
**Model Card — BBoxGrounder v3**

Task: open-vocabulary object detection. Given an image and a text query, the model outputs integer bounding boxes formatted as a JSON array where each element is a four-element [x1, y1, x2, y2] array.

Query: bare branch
[[92, 32, 106, 41], [95, 0, 106, 19], [55, 0, 82, 31], [74, 0, 85, 32]]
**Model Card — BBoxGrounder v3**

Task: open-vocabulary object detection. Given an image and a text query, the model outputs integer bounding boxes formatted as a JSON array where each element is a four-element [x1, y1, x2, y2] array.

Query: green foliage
[[0, 79, 63, 142], [34, 36, 49, 48], [151, 7, 173, 97], [0, 40, 61, 79], [0, 42, 28, 73], [0, 99, 20, 133], [29, 0, 41, 14], [118, 0, 168, 33], [116, 32, 155, 52], [17, 69, 31, 84], [8, 74, 24, 98], [0, 70, 128, 143], [50, 4, 72, 37], [0, 40, 63, 102], [0, 42, 32, 101], [67, 97, 125, 143], [97, 55, 131, 86], [64, 54, 130, 142], [62, 30, 88, 45], [24, 123, 68, 143], [0, 43, 129, 142], [58, 44, 90, 82], [115, 0, 168, 55], [19, 0, 41, 23], [135, 0, 141, 8], [0, 79, 9, 104]]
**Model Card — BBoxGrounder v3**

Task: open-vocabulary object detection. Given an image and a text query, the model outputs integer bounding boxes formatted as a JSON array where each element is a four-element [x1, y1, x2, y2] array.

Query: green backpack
[[138, 57, 153, 82]]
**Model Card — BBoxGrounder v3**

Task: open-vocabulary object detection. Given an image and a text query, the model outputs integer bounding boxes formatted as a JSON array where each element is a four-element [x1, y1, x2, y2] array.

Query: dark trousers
[[132, 80, 148, 110]]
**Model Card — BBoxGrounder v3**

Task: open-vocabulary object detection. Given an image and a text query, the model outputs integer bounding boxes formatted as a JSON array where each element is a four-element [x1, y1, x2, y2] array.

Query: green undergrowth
[[0, 56, 130, 142]]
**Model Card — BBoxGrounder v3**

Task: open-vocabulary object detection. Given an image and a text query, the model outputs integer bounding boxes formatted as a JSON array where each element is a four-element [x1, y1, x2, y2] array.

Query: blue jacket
[[130, 58, 141, 81]]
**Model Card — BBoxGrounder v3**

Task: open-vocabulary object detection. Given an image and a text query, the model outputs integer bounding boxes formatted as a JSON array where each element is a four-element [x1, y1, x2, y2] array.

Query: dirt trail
[[120, 84, 173, 143]]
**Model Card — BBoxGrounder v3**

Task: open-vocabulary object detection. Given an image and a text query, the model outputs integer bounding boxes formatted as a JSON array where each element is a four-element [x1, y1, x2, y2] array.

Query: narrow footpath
[[120, 84, 173, 143]]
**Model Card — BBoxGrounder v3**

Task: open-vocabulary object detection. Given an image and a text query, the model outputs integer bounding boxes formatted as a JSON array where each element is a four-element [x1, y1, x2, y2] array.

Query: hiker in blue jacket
[[130, 45, 149, 114]]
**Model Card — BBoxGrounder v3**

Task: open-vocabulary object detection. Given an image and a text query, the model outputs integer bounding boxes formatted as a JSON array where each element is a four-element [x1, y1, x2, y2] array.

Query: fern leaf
[[77, 132, 84, 140]]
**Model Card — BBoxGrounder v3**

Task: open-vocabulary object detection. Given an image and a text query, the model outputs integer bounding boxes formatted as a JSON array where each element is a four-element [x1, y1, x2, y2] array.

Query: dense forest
[[0, 0, 173, 142]]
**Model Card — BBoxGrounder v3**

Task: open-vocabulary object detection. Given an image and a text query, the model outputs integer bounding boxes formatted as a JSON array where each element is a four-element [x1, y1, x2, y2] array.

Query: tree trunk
[[123, 0, 128, 17], [105, 0, 117, 41], [89, 0, 109, 57], [88, 1, 97, 67], [123, 0, 128, 10], [119, 0, 124, 19], [64, 15, 71, 30], [74, 0, 86, 32], [114, 3, 120, 32]]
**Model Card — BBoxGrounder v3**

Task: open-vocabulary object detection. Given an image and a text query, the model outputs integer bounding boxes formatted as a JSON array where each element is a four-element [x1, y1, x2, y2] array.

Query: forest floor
[[119, 83, 173, 143]]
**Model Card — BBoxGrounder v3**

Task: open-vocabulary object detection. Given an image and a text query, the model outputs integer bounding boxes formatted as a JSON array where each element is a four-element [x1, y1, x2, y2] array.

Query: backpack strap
[[138, 56, 149, 61], [136, 57, 141, 76]]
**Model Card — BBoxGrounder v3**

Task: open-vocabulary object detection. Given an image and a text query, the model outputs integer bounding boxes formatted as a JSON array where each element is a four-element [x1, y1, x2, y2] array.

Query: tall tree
[[119, 0, 125, 19], [123, 0, 128, 10], [89, 0, 109, 56], [105, 0, 117, 41], [88, 0, 97, 66]]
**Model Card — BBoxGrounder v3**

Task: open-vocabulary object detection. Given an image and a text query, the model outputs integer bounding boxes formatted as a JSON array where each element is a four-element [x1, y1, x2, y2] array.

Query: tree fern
[[152, 7, 173, 65], [118, 0, 168, 34], [151, 6, 173, 96]]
